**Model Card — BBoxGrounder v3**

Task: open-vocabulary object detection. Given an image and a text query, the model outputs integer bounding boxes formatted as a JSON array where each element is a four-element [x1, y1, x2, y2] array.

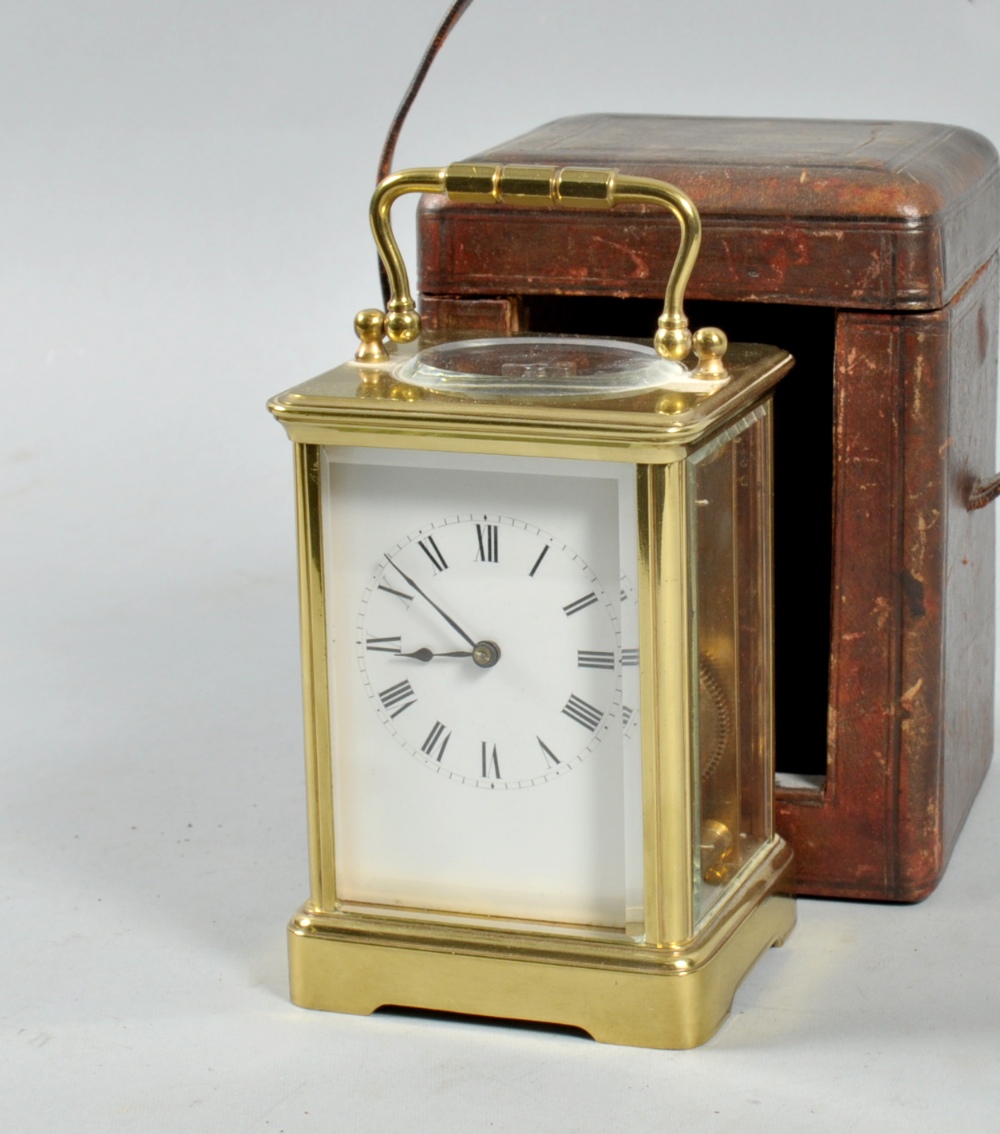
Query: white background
[[2, 1, 999, 1130]]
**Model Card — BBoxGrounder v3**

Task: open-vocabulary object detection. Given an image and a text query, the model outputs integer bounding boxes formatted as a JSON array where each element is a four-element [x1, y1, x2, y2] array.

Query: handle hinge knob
[[692, 327, 728, 379], [354, 308, 389, 363]]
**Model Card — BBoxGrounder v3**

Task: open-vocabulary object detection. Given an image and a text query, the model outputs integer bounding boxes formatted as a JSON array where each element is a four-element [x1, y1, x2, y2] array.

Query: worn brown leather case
[[415, 115, 1000, 900]]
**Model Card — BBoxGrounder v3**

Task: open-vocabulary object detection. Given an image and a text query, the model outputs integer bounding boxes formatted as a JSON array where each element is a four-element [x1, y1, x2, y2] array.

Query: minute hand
[[384, 556, 477, 649]]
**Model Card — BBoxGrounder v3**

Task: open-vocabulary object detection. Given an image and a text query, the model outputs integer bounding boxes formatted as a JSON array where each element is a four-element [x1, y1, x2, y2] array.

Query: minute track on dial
[[358, 513, 622, 788]]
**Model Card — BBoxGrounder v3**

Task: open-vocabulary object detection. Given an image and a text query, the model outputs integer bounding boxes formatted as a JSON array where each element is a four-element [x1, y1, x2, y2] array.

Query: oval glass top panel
[[397, 336, 688, 397]]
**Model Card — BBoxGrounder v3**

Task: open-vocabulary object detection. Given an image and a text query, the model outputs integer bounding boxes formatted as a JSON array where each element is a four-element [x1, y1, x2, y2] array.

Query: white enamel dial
[[357, 514, 621, 788], [323, 446, 643, 927]]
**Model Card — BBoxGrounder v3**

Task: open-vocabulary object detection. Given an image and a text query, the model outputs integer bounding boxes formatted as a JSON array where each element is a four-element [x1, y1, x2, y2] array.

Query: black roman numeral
[[481, 741, 500, 779], [622, 705, 634, 729], [366, 636, 401, 654], [578, 649, 615, 670], [421, 721, 452, 762], [529, 544, 550, 577], [378, 582, 414, 607], [621, 648, 639, 666], [563, 592, 598, 617], [562, 693, 603, 732], [418, 536, 448, 573], [537, 737, 560, 768], [378, 679, 417, 718], [475, 523, 499, 563]]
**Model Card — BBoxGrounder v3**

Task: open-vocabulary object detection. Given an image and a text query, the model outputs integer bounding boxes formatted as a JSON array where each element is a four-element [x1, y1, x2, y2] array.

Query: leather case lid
[[418, 114, 1000, 311]]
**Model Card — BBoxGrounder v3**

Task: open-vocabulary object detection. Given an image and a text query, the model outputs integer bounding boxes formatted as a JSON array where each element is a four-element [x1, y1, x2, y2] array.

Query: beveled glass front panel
[[320, 446, 644, 931], [687, 404, 775, 924]]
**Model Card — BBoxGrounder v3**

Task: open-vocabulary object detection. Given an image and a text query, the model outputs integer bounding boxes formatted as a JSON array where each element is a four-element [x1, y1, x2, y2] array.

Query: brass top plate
[[268, 338, 793, 464]]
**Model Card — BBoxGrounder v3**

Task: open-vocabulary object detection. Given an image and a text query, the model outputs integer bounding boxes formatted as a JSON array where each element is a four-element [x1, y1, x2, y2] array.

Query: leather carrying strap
[[969, 473, 1000, 510], [376, 0, 477, 307]]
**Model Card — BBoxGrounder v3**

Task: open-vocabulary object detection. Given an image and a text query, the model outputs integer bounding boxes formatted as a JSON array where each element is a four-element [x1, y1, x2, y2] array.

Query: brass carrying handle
[[357, 163, 719, 368]]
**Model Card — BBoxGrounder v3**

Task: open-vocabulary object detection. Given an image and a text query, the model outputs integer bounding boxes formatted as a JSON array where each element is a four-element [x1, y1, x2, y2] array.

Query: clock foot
[[286, 840, 795, 1050]]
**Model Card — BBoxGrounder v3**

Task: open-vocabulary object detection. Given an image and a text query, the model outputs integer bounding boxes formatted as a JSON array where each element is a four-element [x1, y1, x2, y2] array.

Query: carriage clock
[[268, 163, 796, 1048]]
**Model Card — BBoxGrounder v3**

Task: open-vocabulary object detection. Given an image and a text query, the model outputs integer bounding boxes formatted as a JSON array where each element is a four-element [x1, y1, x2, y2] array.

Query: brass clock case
[[269, 164, 795, 1049]]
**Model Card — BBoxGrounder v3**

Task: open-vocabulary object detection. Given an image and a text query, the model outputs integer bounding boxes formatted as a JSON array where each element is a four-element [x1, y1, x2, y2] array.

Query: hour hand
[[397, 647, 473, 662]]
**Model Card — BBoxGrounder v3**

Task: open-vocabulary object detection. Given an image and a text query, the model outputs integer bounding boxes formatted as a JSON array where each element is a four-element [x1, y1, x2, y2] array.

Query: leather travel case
[[415, 114, 1000, 900]]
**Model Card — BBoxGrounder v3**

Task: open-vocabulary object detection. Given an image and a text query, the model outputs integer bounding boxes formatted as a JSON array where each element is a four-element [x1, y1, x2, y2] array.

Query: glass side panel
[[688, 403, 775, 925]]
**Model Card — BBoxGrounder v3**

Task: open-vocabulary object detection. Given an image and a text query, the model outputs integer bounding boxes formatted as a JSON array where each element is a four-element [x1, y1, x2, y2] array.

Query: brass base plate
[[287, 852, 795, 1050]]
